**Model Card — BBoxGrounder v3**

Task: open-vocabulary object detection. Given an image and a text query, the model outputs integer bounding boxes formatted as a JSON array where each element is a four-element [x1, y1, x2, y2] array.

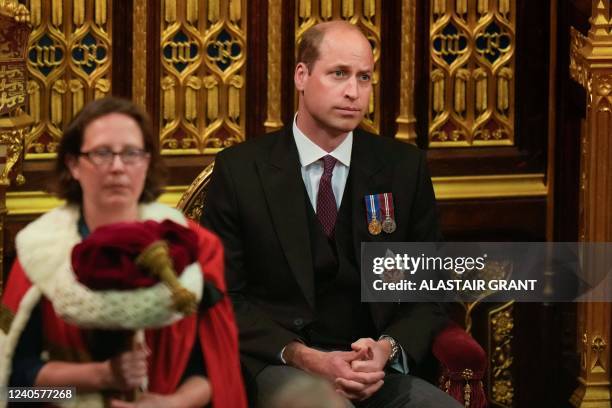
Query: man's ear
[[294, 62, 308, 92], [66, 155, 80, 181]]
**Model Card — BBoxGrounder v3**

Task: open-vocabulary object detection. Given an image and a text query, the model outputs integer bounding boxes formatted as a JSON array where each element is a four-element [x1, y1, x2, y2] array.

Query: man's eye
[[360, 74, 371, 81], [333, 70, 345, 77]]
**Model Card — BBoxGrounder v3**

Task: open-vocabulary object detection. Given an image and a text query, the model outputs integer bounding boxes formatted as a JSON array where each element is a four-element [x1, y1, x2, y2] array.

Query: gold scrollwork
[[94, 77, 109, 99], [590, 335, 607, 373], [497, 67, 512, 112], [342, 0, 354, 18], [133, 0, 146, 108], [209, 0, 220, 23], [456, 0, 467, 15], [26, 0, 113, 158], [27, 80, 40, 121], [165, 0, 176, 23], [477, 0, 488, 15], [265, 0, 283, 131], [95, 0, 107, 25], [299, 0, 312, 19], [204, 75, 219, 121], [31, 0, 41, 25], [395, 0, 417, 143], [228, 74, 243, 121], [161, 75, 176, 122], [185, 75, 202, 121], [205, 38, 243, 67], [164, 39, 199, 65], [50, 79, 66, 126], [69, 78, 84, 116], [489, 302, 514, 408], [0, 107, 31, 186], [0, 0, 30, 22], [186, 0, 198, 24], [160, 0, 247, 154], [321, 0, 332, 19], [51, 0, 62, 27], [454, 68, 470, 115], [429, 0, 516, 147], [229, 0, 241, 22], [432, 69, 445, 114], [433, 0, 445, 16], [73, 0, 85, 26]]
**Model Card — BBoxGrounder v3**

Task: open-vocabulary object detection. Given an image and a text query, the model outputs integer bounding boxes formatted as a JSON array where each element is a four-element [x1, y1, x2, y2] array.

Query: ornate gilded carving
[[176, 162, 215, 221], [429, 0, 516, 147], [591, 335, 608, 374], [569, 5, 612, 406], [296, 0, 382, 134], [160, 0, 246, 154], [395, 0, 417, 143], [265, 0, 283, 132], [0, 8, 32, 189], [488, 301, 514, 407], [26, 0, 113, 158], [570, 27, 589, 91], [132, 0, 147, 108], [0, 0, 30, 23]]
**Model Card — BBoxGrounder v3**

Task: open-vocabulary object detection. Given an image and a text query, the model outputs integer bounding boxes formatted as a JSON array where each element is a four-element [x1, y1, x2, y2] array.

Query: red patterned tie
[[316, 155, 338, 237]]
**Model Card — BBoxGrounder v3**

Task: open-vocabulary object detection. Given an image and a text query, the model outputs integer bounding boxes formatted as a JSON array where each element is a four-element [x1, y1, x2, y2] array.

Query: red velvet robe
[[2, 219, 247, 408]]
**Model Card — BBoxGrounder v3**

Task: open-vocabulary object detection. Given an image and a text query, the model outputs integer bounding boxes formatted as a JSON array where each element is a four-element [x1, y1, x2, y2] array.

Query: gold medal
[[382, 217, 396, 234], [368, 219, 382, 235]]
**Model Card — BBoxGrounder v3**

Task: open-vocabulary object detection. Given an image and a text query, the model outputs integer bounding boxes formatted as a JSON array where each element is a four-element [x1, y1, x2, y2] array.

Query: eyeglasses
[[79, 147, 150, 167]]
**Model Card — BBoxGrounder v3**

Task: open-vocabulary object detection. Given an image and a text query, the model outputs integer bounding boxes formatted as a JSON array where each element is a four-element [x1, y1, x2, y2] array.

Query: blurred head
[[267, 375, 346, 408], [295, 21, 374, 138], [55, 97, 165, 209]]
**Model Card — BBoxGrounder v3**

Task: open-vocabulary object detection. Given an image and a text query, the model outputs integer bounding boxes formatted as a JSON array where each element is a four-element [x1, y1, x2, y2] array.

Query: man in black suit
[[202, 20, 460, 407]]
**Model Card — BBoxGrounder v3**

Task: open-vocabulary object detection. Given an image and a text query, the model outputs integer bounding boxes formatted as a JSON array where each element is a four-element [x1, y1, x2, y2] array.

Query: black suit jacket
[[202, 127, 447, 378]]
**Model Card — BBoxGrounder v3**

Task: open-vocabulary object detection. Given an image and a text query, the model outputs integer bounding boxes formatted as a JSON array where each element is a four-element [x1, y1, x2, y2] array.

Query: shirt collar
[[292, 114, 352, 168]]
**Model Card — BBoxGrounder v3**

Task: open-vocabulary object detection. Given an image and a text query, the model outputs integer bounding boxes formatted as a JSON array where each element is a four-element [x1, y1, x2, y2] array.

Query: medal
[[368, 219, 382, 235], [382, 217, 396, 234], [381, 193, 396, 233], [364, 194, 382, 236]]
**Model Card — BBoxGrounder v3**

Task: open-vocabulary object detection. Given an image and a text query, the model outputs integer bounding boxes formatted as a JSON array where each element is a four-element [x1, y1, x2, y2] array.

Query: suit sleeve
[[384, 149, 448, 367], [201, 153, 301, 365]]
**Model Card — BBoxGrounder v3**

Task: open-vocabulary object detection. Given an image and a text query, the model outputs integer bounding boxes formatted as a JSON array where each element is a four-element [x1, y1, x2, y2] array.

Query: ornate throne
[[0, 0, 31, 287]]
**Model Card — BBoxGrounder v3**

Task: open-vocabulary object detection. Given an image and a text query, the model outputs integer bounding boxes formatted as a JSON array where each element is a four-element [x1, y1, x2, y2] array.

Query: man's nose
[[344, 76, 359, 100]]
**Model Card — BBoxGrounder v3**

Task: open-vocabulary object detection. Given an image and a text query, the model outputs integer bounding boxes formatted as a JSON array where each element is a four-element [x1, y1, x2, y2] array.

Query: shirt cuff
[[389, 346, 409, 374], [279, 338, 306, 365], [379, 334, 409, 374]]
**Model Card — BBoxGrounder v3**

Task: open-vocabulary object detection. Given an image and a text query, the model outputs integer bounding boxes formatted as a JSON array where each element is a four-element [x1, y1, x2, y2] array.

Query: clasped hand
[[311, 338, 391, 401]]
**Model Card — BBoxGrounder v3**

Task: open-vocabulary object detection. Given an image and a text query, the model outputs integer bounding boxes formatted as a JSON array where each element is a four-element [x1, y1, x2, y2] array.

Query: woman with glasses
[[0, 97, 247, 407]]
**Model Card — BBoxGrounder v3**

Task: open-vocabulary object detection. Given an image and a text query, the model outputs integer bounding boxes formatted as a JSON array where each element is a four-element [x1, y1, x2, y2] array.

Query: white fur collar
[[15, 203, 189, 298]]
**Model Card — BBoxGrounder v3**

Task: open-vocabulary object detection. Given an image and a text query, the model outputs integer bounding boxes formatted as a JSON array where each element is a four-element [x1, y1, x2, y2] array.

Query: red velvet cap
[[72, 220, 199, 290]]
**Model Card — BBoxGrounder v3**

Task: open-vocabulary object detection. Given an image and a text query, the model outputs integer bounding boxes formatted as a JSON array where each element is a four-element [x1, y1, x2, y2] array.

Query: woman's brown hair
[[54, 97, 166, 204]]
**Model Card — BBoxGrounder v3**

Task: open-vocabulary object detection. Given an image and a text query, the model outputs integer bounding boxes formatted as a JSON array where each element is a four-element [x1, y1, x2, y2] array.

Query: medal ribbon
[[364, 195, 381, 224], [381, 193, 394, 220]]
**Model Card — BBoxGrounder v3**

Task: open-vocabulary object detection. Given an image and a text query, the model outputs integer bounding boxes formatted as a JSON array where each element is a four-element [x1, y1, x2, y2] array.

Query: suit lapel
[[256, 129, 315, 309], [349, 130, 399, 330], [348, 130, 389, 259]]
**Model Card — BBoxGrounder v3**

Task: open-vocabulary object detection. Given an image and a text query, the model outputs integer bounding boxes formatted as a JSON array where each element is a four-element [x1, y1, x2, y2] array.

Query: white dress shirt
[[292, 115, 352, 212]]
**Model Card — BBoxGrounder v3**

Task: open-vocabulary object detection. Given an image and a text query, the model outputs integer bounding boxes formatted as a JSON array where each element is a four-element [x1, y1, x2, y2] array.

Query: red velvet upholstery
[[433, 321, 488, 408]]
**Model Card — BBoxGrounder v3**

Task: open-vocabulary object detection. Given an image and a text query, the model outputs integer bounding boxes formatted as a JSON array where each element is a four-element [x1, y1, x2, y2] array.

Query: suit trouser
[[256, 365, 463, 408]]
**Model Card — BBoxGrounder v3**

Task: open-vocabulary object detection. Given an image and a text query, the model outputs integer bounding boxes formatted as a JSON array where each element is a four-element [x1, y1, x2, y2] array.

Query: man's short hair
[[297, 21, 367, 73]]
